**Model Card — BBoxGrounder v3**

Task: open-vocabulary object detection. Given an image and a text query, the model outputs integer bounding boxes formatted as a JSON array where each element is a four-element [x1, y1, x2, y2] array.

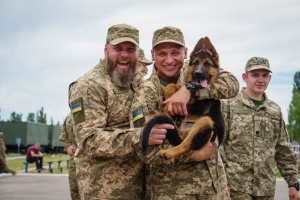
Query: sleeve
[[59, 115, 72, 150], [69, 81, 140, 158], [275, 112, 298, 186], [219, 99, 230, 169], [197, 69, 240, 100]]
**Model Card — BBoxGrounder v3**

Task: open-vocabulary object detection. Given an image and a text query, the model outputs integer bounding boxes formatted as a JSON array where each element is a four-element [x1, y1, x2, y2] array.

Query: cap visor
[[110, 37, 139, 47], [247, 65, 272, 73], [152, 39, 185, 48]]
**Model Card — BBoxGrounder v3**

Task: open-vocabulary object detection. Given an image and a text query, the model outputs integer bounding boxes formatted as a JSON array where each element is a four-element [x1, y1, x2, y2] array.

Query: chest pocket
[[260, 112, 280, 146], [107, 88, 134, 127]]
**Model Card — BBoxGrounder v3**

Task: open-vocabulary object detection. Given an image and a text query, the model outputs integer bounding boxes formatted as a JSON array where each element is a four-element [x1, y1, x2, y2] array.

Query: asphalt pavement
[[0, 173, 71, 200], [0, 173, 298, 200]]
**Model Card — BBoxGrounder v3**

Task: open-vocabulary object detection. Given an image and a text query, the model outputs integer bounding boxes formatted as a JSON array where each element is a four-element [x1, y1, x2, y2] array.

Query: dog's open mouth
[[194, 76, 211, 88]]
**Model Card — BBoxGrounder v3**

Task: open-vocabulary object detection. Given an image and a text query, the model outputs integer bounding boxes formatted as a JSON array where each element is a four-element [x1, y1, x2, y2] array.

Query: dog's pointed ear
[[204, 36, 219, 67], [189, 37, 205, 61]]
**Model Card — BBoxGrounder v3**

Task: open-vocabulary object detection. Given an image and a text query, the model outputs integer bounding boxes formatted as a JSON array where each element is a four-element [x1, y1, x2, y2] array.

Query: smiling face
[[151, 42, 187, 83], [105, 41, 138, 87], [242, 69, 271, 100]]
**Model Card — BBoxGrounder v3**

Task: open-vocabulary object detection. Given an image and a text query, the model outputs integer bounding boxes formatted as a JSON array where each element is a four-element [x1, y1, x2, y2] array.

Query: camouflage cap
[[138, 48, 153, 65], [245, 56, 272, 73], [106, 24, 139, 46], [152, 26, 185, 48]]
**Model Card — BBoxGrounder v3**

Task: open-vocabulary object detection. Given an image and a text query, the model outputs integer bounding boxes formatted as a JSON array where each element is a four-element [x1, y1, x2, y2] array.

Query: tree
[[287, 71, 300, 143], [36, 107, 47, 124], [10, 112, 22, 122], [27, 112, 35, 122]]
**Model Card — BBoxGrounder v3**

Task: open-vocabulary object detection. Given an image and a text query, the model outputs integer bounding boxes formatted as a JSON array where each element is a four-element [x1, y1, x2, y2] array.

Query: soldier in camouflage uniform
[[0, 132, 16, 175], [68, 24, 164, 200], [130, 26, 239, 200], [59, 113, 80, 200], [220, 57, 300, 200], [138, 48, 153, 77]]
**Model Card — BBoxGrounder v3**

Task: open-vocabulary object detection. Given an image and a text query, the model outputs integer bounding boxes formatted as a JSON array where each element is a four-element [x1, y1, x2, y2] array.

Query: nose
[[194, 70, 204, 78], [121, 50, 129, 57]]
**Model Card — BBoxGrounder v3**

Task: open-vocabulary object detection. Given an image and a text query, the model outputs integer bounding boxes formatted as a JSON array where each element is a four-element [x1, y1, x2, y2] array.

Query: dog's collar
[[185, 81, 197, 96]]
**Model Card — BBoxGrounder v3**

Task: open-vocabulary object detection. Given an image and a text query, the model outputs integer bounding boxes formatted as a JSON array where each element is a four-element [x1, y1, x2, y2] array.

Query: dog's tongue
[[200, 80, 208, 88]]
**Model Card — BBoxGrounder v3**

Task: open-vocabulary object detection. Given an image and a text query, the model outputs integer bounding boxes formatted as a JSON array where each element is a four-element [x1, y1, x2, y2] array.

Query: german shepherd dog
[[141, 37, 225, 175]]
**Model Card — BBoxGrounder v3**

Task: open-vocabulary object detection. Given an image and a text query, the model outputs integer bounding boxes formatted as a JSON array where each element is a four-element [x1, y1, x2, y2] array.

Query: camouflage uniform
[[220, 57, 298, 199], [0, 132, 15, 175], [131, 60, 239, 199], [59, 113, 80, 200], [220, 88, 298, 198], [68, 24, 145, 200]]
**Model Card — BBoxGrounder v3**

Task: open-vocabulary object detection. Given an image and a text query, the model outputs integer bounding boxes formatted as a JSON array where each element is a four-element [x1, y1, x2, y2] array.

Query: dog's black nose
[[194, 70, 204, 78]]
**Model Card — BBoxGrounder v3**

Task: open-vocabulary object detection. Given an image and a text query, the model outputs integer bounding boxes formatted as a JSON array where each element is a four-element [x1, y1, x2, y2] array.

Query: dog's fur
[[141, 37, 225, 170]]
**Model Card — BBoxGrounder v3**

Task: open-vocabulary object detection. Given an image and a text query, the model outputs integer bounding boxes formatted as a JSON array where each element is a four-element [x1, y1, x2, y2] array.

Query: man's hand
[[289, 187, 300, 200], [162, 86, 190, 117], [192, 132, 218, 161], [148, 124, 174, 145], [66, 146, 74, 156]]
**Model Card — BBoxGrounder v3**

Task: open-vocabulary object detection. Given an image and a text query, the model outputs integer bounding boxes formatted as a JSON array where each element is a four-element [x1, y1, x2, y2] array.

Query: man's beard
[[106, 57, 137, 88]]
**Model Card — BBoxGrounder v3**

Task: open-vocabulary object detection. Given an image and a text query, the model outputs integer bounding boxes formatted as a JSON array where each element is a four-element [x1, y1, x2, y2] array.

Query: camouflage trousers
[[69, 157, 80, 200], [230, 191, 274, 200]]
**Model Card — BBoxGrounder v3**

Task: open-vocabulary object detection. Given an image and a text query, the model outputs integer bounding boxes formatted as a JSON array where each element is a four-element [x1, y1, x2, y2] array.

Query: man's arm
[[163, 69, 239, 116]]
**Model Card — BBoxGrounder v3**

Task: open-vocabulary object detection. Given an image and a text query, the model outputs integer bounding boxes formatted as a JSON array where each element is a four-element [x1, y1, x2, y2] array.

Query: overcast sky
[[0, 0, 299, 124]]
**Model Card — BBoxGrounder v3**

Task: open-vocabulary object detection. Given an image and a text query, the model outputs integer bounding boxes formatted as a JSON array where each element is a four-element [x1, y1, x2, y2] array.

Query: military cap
[[152, 26, 185, 48], [138, 48, 153, 65], [245, 56, 272, 72], [106, 24, 139, 46]]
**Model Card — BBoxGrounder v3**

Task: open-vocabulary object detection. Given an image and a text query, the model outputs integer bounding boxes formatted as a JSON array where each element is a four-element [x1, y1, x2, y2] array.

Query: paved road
[[0, 173, 71, 200], [0, 173, 299, 200]]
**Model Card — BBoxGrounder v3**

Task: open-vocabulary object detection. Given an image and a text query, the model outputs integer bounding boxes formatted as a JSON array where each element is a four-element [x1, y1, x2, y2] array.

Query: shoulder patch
[[132, 110, 145, 128], [71, 97, 85, 125]]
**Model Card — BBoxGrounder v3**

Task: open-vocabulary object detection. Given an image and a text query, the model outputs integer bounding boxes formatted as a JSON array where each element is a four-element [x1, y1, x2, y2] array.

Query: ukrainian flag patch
[[133, 110, 144, 122], [71, 103, 82, 113]]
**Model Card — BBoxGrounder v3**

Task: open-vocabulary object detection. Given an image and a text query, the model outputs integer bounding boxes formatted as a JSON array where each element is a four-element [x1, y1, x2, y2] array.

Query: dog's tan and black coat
[[142, 37, 225, 173]]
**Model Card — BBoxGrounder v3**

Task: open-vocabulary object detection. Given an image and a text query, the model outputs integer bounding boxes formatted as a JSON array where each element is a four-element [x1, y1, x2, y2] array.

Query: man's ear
[[151, 49, 155, 61], [104, 44, 108, 56], [184, 47, 188, 59], [242, 73, 247, 81]]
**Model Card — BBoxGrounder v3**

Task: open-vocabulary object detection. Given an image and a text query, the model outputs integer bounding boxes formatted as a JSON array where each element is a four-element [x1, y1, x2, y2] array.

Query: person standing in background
[[138, 48, 153, 77], [59, 113, 80, 200]]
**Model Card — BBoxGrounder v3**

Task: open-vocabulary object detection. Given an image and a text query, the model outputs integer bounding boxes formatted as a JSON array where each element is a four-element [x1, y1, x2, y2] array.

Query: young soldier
[[220, 57, 300, 200]]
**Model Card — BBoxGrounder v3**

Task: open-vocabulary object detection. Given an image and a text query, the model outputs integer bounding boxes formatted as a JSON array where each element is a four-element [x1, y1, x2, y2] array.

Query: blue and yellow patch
[[133, 110, 144, 122], [71, 103, 82, 113]]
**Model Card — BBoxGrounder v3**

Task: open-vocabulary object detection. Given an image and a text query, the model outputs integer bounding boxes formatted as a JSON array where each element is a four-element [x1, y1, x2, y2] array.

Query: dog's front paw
[[159, 149, 173, 160]]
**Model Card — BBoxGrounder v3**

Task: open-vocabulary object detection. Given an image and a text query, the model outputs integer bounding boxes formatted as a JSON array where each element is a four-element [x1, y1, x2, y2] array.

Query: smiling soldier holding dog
[[68, 24, 166, 199], [130, 26, 239, 200], [220, 57, 300, 200]]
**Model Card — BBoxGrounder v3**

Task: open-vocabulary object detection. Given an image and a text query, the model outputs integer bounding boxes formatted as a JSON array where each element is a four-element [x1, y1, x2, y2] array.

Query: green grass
[[6, 153, 70, 174]]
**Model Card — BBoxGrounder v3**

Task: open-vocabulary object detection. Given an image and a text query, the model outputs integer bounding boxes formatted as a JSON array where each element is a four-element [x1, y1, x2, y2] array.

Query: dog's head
[[186, 37, 219, 88]]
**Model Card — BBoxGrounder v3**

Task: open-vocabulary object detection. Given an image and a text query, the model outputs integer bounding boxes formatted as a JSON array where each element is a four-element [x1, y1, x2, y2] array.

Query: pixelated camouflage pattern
[[0, 133, 15, 174], [220, 88, 298, 196], [68, 59, 145, 199], [106, 23, 139, 46], [245, 56, 271, 72], [130, 60, 239, 199], [59, 113, 80, 200], [152, 26, 185, 48], [230, 190, 274, 200], [138, 48, 153, 65]]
